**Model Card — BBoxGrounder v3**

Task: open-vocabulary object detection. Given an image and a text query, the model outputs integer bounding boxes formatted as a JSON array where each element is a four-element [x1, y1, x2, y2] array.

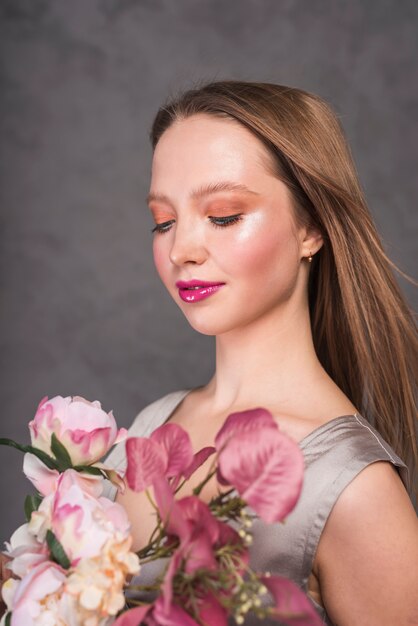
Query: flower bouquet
[[0, 395, 322, 626]]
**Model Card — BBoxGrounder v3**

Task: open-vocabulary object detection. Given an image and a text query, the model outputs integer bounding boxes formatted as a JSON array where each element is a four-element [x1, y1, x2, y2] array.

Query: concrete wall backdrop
[[0, 0, 417, 540]]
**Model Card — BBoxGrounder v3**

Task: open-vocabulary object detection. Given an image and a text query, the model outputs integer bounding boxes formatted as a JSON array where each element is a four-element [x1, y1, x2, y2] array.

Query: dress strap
[[299, 413, 409, 587]]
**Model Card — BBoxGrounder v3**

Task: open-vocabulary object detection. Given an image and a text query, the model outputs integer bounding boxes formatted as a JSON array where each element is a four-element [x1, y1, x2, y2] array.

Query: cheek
[[152, 238, 170, 283], [215, 214, 298, 279]]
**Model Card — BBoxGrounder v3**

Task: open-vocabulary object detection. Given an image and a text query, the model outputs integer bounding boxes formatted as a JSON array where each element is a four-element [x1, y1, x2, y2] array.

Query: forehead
[[151, 113, 275, 184]]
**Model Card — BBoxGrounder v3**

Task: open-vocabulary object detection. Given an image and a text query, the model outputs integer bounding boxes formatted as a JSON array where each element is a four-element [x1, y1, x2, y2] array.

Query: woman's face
[[147, 113, 318, 336]]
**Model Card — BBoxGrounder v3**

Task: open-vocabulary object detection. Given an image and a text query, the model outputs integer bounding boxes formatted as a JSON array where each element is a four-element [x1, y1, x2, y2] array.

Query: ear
[[300, 224, 324, 261]]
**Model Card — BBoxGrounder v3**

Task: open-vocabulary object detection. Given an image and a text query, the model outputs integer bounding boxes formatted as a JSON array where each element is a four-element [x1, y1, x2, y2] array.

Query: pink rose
[[29, 470, 131, 565], [1, 561, 66, 626], [3, 523, 48, 578], [29, 395, 127, 466], [23, 452, 107, 497]]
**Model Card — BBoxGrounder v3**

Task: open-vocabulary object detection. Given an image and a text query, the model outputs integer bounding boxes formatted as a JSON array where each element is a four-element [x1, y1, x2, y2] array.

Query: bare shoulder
[[316, 461, 418, 626]]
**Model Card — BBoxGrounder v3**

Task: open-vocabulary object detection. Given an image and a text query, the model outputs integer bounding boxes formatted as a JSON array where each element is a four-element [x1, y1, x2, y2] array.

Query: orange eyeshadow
[[151, 210, 175, 223], [206, 205, 244, 217]]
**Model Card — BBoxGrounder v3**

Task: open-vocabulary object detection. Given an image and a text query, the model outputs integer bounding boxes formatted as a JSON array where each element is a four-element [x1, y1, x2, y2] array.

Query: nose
[[169, 219, 208, 266]]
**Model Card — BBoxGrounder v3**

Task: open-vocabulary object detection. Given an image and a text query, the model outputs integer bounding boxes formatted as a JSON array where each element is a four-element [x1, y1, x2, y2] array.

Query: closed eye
[[152, 214, 243, 234], [209, 214, 243, 228], [151, 220, 175, 234]]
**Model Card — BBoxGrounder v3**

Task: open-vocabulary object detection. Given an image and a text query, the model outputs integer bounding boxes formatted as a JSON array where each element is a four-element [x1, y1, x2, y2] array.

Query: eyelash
[[151, 214, 243, 234], [151, 220, 175, 234], [210, 214, 243, 229]]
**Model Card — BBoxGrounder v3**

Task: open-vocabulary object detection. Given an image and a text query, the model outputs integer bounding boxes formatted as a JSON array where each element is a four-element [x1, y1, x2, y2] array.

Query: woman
[[106, 81, 418, 624]]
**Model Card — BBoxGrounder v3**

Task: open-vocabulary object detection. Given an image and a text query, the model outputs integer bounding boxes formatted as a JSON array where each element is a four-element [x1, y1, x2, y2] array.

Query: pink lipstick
[[176, 280, 225, 303]]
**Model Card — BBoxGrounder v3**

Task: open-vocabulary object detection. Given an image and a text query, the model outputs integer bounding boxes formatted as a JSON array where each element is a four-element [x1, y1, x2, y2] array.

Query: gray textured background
[[0, 0, 417, 541]]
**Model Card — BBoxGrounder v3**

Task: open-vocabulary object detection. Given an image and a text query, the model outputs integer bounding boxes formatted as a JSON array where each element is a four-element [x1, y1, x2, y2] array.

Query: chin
[[179, 309, 250, 337], [182, 316, 224, 336]]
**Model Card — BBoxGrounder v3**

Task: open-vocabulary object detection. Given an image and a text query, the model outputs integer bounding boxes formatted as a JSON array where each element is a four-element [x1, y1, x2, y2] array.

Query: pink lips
[[175, 280, 225, 303]]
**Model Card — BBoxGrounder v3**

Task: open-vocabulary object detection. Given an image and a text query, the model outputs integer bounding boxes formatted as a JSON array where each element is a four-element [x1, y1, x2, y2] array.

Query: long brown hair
[[150, 80, 418, 488]]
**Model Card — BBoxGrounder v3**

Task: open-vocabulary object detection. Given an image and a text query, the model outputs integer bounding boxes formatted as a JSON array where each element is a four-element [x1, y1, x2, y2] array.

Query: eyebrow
[[146, 181, 260, 205]]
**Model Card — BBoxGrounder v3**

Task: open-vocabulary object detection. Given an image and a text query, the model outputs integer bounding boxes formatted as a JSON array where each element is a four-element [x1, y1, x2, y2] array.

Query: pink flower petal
[[36, 396, 49, 411], [23, 453, 59, 496], [64, 400, 115, 433], [1, 578, 19, 612], [10, 551, 48, 578], [100, 467, 126, 493], [46, 470, 121, 562], [218, 428, 304, 523], [71, 471, 104, 498], [7, 523, 40, 551], [29, 395, 121, 464], [115, 427, 128, 444], [125, 437, 167, 492], [99, 498, 131, 534], [112, 605, 152, 626], [151, 423, 194, 478], [62, 427, 111, 465], [12, 561, 66, 612], [5, 523, 49, 578], [71, 395, 101, 407], [261, 575, 323, 625], [215, 408, 277, 452]]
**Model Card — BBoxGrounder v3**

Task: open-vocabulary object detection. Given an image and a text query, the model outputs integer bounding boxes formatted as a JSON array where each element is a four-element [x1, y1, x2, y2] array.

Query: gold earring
[[308, 251, 313, 263]]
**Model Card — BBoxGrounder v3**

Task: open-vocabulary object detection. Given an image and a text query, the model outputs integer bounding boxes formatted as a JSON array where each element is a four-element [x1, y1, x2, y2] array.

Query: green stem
[[144, 488, 157, 510], [192, 467, 217, 496], [0, 439, 58, 470]]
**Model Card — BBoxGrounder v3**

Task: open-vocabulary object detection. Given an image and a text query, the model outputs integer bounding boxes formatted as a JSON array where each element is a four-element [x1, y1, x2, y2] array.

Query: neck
[[206, 298, 328, 414]]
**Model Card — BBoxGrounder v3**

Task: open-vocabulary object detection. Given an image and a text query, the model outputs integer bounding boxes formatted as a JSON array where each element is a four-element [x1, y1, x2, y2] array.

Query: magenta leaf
[[160, 549, 224, 623], [152, 476, 175, 520], [125, 437, 167, 492], [261, 575, 323, 625], [217, 428, 304, 523], [177, 496, 220, 544], [109, 605, 152, 626], [182, 446, 216, 480], [153, 596, 201, 626], [216, 522, 246, 554], [160, 549, 183, 612], [153, 477, 189, 541], [198, 592, 229, 626], [215, 408, 277, 452], [215, 408, 279, 487], [151, 423, 194, 478], [182, 529, 218, 574]]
